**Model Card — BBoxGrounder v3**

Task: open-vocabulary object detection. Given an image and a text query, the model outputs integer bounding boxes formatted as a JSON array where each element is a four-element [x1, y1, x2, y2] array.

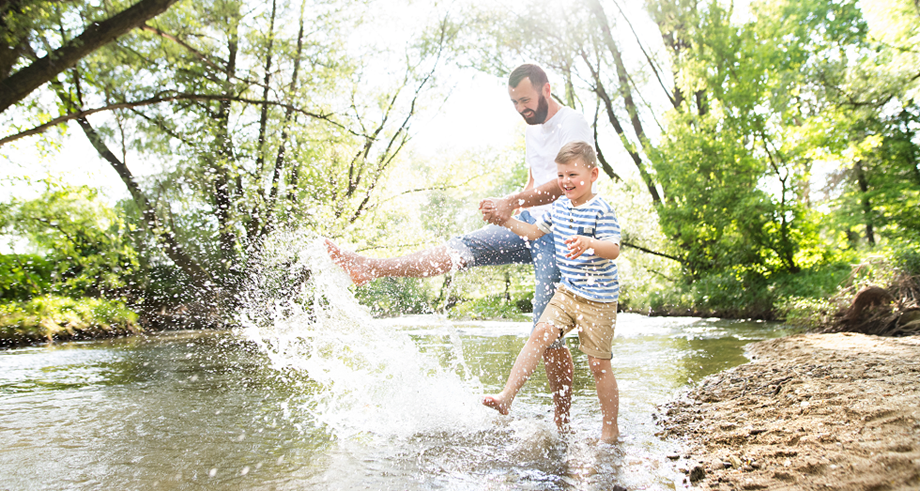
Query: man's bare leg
[[544, 345, 574, 431], [483, 323, 560, 415], [325, 239, 456, 286]]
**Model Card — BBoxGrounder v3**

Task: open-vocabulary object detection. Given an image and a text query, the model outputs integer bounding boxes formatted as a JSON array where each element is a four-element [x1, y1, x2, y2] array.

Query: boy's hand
[[564, 236, 593, 259]]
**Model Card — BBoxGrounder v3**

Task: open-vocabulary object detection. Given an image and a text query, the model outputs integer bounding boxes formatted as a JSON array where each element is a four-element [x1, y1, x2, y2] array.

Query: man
[[325, 64, 594, 430]]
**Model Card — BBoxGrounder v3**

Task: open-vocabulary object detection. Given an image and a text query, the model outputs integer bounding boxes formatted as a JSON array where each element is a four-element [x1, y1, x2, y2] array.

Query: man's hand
[[479, 197, 516, 225], [564, 235, 593, 259]]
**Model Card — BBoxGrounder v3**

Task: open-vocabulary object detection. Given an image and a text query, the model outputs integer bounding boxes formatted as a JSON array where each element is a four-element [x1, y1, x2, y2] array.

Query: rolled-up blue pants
[[446, 211, 564, 348]]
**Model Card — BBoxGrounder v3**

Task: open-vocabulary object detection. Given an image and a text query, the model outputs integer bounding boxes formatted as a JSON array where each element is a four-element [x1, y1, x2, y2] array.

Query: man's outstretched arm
[[480, 179, 562, 225]]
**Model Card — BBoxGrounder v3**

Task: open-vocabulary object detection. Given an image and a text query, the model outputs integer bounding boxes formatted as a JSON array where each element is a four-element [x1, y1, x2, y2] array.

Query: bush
[[688, 271, 773, 318], [770, 261, 855, 326], [447, 293, 532, 322], [0, 295, 141, 346], [623, 258, 857, 322], [0, 254, 54, 301], [774, 296, 838, 329], [891, 243, 920, 276], [1, 183, 139, 299], [353, 277, 436, 316]]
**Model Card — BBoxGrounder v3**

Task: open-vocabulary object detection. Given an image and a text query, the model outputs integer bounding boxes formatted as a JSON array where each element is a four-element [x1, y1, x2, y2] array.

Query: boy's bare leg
[[588, 356, 620, 443], [544, 345, 574, 430], [483, 322, 561, 415], [325, 239, 456, 286]]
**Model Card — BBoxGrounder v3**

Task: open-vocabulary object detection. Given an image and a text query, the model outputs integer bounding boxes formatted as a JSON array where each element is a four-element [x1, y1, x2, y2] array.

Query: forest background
[[1, 0, 918, 344]]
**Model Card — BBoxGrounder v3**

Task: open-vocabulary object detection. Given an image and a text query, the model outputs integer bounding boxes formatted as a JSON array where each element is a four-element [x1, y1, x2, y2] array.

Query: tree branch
[[0, 0, 181, 113], [622, 239, 685, 265], [0, 93, 357, 147]]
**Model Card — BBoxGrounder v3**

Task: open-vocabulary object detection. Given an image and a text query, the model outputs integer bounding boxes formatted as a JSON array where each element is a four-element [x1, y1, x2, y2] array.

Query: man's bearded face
[[520, 93, 549, 125]]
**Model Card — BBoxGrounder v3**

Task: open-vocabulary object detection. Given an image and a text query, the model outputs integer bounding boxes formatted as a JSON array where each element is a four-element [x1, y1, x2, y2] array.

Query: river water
[[0, 237, 797, 490]]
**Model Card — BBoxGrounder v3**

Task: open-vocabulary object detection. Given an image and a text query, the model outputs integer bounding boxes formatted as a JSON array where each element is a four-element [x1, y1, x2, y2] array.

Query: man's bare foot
[[554, 406, 571, 432], [324, 239, 375, 286], [482, 394, 511, 415]]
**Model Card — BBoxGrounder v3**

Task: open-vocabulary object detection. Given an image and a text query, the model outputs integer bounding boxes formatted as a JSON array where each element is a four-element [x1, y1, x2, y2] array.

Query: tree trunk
[[854, 160, 876, 246], [261, 0, 307, 238], [213, 19, 240, 277], [585, 0, 662, 203], [591, 71, 662, 202], [75, 117, 213, 289]]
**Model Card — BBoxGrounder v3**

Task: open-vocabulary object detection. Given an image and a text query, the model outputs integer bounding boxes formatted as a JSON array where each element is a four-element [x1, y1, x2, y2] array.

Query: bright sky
[[413, 71, 522, 155]]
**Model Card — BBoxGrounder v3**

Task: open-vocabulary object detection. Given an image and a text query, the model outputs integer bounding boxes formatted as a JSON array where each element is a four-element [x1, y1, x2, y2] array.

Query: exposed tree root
[[820, 274, 920, 337]]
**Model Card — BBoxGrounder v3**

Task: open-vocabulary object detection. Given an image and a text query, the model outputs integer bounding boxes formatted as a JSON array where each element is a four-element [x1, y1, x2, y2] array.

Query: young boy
[[482, 140, 622, 443]]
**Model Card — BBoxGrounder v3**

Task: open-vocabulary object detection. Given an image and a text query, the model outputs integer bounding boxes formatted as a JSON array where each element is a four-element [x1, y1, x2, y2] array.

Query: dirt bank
[[658, 332, 920, 490]]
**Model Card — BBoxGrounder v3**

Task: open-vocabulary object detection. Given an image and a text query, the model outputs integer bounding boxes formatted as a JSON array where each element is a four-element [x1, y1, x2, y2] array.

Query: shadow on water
[[0, 235, 800, 490]]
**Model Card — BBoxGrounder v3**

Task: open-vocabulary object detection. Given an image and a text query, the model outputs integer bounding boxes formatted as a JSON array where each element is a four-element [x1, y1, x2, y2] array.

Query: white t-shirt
[[524, 106, 595, 219]]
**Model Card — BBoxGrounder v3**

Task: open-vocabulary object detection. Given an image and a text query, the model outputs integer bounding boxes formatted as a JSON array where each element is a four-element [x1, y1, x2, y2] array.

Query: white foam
[[237, 231, 490, 440]]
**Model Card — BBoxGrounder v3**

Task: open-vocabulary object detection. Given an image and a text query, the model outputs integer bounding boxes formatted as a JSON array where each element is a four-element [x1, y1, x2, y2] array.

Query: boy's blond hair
[[555, 141, 597, 169]]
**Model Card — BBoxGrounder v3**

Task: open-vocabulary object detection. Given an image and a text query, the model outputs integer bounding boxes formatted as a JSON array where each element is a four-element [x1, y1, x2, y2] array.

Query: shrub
[[891, 243, 920, 276], [448, 293, 532, 322], [0, 254, 54, 301], [0, 295, 141, 346], [354, 277, 435, 316]]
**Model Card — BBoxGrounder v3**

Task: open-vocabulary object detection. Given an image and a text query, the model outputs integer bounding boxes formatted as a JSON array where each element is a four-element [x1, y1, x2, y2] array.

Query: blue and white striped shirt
[[535, 196, 621, 302]]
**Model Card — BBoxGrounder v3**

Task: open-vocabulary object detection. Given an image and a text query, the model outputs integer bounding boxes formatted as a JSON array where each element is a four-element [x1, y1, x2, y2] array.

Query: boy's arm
[[504, 217, 547, 242], [564, 236, 620, 260]]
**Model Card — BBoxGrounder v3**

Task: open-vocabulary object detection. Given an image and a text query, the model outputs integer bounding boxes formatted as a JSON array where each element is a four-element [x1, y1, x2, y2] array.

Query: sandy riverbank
[[658, 332, 920, 490]]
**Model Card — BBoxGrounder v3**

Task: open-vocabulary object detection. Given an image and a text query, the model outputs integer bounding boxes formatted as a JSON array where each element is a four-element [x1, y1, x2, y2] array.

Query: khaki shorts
[[537, 285, 617, 359]]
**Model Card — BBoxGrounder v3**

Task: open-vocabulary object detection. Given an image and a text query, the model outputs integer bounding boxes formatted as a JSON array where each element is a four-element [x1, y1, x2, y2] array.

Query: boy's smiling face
[[556, 158, 598, 207]]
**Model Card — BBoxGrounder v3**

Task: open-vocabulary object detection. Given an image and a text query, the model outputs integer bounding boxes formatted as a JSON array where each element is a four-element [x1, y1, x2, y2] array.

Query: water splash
[[237, 230, 489, 440]]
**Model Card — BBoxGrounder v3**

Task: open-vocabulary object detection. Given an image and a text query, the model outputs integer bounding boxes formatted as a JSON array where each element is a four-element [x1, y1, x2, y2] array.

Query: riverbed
[[0, 314, 796, 490], [658, 332, 920, 490]]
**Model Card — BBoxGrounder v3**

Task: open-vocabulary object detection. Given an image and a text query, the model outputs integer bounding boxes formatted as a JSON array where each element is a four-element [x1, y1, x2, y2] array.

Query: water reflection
[[0, 315, 796, 490]]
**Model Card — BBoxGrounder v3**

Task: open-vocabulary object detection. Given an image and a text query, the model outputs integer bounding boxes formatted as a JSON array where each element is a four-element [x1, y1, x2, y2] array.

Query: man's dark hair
[[508, 64, 548, 90]]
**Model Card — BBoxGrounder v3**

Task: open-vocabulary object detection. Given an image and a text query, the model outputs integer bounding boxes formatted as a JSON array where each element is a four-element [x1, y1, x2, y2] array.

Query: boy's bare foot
[[324, 239, 375, 286], [600, 426, 620, 444], [482, 395, 511, 415]]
